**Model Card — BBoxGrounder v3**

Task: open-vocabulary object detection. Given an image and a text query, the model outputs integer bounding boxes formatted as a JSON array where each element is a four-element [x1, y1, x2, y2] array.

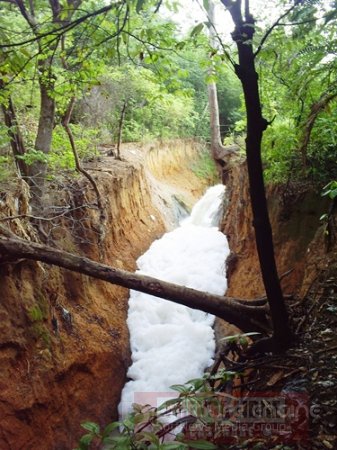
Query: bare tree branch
[[0, 2, 123, 49], [154, 0, 163, 14], [0, 231, 270, 333], [0, 204, 97, 223], [14, 0, 37, 29], [61, 97, 106, 243], [254, 2, 300, 58], [299, 89, 337, 168]]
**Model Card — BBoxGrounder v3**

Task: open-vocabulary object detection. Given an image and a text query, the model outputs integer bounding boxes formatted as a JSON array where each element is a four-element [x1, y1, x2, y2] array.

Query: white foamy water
[[118, 184, 229, 418]]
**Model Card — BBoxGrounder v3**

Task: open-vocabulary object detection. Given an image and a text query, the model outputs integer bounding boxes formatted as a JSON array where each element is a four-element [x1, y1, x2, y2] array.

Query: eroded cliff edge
[[221, 162, 331, 299], [0, 140, 210, 450]]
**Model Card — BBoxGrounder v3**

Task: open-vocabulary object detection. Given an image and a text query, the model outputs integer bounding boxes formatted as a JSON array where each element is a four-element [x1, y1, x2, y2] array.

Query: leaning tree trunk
[[207, 0, 238, 182], [221, 0, 293, 351], [0, 232, 269, 333], [299, 90, 337, 170], [208, 82, 224, 159], [207, 0, 225, 160]]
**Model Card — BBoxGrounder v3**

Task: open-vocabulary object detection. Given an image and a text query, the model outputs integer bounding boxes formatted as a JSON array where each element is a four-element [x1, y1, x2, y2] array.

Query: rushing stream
[[119, 184, 230, 418]]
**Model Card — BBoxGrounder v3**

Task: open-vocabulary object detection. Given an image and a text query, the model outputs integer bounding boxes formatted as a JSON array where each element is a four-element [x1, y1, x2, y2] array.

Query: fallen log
[[0, 233, 270, 333]]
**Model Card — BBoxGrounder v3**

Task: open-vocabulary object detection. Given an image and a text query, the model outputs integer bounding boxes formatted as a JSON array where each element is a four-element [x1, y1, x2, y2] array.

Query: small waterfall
[[119, 184, 229, 418], [182, 184, 225, 227]]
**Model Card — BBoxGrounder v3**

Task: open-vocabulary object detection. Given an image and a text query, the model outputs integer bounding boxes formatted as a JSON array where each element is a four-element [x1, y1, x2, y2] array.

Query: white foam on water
[[119, 184, 229, 417]]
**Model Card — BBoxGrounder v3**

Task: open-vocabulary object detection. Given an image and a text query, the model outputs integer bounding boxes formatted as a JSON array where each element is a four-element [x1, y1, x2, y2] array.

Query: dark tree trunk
[[0, 233, 269, 333], [221, 0, 293, 351], [1, 92, 30, 178]]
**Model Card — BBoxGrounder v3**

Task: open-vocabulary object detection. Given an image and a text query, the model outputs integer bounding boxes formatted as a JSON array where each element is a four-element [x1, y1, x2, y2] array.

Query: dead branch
[[299, 90, 337, 168], [0, 232, 270, 333], [0, 204, 97, 223], [62, 97, 106, 243]]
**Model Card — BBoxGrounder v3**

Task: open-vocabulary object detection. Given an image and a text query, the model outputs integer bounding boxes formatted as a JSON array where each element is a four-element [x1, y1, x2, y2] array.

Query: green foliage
[[252, 0, 337, 185], [0, 123, 10, 148], [27, 305, 45, 323], [322, 180, 337, 200], [0, 155, 12, 182], [262, 118, 299, 182], [16, 149, 48, 166], [0, 0, 243, 187], [77, 63, 203, 143], [75, 368, 238, 449], [190, 149, 218, 183], [175, 45, 242, 141], [50, 125, 100, 170], [305, 105, 337, 182], [3, 0, 336, 191], [320, 180, 337, 222], [27, 303, 51, 347]]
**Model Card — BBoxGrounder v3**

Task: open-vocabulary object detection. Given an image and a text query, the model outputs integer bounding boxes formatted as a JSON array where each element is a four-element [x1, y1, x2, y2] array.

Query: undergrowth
[[75, 334, 297, 450], [190, 149, 218, 184]]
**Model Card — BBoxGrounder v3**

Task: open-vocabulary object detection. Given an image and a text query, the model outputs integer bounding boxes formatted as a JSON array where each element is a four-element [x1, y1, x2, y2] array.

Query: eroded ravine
[[0, 140, 331, 450], [0, 140, 211, 450]]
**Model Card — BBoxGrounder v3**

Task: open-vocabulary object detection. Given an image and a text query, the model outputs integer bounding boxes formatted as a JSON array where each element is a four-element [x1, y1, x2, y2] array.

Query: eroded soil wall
[[0, 140, 209, 450]]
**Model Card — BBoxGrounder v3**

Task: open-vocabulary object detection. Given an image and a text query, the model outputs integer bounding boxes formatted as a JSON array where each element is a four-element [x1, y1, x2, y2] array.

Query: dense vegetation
[[0, 0, 241, 195], [0, 1, 337, 191], [257, 2, 337, 184], [0, 1, 336, 193]]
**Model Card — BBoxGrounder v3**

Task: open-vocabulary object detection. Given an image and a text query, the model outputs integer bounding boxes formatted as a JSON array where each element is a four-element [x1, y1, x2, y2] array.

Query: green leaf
[[158, 397, 180, 410], [190, 23, 204, 38], [136, 0, 146, 13], [122, 415, 135, 429], [139, 431, 160, 445], [81, 421, 100, 434], [78, 433, 94, 449], [186, 378, 205, 390], [108, 435, 132, 448], [176, 41, 186, 50], [170, 384, 190, 393], [102, 421, 121, 438], [203, 0, 209, 11], [161, 443, 188, 449], [122, 32, 129, 45]]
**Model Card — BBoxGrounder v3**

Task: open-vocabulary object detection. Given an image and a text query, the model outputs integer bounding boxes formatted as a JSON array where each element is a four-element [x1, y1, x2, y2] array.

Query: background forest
[[1, 0, 336, 195]]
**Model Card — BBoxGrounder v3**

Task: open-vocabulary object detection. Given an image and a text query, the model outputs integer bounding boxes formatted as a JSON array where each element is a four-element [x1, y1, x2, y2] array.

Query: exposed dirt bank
[[0, 140, 210, 450], [214, 162, 331, 344], [221, 162, 330, 299]]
